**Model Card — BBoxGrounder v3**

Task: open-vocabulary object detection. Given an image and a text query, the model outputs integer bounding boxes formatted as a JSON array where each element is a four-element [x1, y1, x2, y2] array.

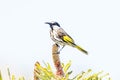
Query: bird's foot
[[57, 51, 60, 54]]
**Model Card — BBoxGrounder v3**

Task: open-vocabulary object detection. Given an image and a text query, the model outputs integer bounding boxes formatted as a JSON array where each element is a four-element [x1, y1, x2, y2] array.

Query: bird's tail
[[74, 44, 88, 55]]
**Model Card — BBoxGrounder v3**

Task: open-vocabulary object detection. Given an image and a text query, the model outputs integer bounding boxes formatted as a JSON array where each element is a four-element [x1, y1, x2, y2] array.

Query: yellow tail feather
[[75, 45, 88, 55]]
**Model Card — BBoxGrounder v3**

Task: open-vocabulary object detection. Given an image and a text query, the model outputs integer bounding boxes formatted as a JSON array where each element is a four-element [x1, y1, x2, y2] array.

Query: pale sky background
[[0, 0, 120, 80]]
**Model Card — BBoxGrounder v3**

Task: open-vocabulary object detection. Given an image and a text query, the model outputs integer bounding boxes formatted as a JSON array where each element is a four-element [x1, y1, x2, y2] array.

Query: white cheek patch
[[53, 25, 60, 30]]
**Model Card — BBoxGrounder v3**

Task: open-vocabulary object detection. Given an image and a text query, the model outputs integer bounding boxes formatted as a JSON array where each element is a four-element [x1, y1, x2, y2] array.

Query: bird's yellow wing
[[63, 35, 74, 43], [57, 28, 74, 44]]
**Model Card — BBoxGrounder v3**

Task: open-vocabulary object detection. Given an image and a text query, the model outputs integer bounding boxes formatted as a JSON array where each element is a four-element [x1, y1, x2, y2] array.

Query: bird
[[45, 21, 88, 55]]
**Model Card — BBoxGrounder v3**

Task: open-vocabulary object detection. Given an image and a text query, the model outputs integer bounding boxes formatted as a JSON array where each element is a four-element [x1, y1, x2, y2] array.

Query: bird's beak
[[45, 22, 51, 25], [45, 22, 53, 30]]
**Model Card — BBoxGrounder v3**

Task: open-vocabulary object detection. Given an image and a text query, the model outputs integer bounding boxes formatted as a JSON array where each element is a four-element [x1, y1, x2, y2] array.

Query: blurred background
[[0, 0, 120, 79]]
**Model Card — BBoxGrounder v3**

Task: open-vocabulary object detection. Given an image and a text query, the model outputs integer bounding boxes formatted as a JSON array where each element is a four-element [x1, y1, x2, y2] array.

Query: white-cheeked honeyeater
[[45, 21, 88, 55]]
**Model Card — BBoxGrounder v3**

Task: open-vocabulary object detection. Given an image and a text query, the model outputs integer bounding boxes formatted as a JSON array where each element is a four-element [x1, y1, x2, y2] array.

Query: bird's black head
[[45, 21, 60, 30], [52, 22, 60, 27]]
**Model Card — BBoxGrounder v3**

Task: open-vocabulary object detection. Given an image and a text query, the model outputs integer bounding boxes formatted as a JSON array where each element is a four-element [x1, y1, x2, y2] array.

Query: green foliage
[[0, 70, 2, 80], [34, 61, 111, 80], [0, 61, 111, 80]]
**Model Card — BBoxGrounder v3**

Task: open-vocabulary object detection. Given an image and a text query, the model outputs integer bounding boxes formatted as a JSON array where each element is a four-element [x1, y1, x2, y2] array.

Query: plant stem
[[52, 44, 64, 77]]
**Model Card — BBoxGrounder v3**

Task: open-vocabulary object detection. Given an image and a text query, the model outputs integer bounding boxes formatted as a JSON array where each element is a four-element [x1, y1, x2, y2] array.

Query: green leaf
[[47, 63, 52, 71], [11, 75, 15, 80], [0, 71, 2, 80], [63, 61, 71, 73]]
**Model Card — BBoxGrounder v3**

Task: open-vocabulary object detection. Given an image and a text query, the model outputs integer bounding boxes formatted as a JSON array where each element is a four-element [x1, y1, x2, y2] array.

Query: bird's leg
[[57, 45, 65, 54], [55, 43, 60, 47]]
